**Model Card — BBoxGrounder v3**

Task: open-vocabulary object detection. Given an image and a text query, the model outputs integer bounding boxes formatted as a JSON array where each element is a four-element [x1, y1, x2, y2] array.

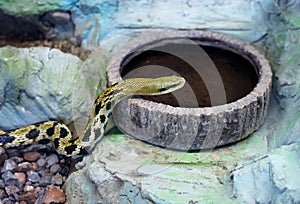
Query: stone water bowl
[[107, 31, 272, 151]]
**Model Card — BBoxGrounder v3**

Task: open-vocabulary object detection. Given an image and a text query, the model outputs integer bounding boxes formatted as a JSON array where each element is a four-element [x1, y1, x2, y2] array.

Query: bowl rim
[[107, 30, 272, 115]]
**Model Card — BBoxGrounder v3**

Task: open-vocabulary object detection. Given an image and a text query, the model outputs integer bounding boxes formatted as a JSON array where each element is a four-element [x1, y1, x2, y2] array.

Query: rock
[[18, 191, 37, 204], [39, 174, 52, 187], [36, 158, 46, 168], [231, 143, 300, 203], [49, 164, 61, 174], [27, 171, 40, 183], [5, 185, 20, 195], [3, 159, 17, 171], [0, 188, 6, 199], [23, 152, 41, 162], [0, 147, 7, 165], [1, 171, 18, 186], [23, 185, 34, 192], [51, 174, 63, 186], [0, 46, 107, 131], [18, 162, 33, 172], [0, 179, 5, 188], [42, 185, 66, 204], [46, 154, 59, 168], [14, 172, 26, 185]]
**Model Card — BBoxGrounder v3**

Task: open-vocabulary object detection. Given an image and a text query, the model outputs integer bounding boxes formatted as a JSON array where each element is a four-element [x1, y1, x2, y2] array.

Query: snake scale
[[0, 76, 185, 157]]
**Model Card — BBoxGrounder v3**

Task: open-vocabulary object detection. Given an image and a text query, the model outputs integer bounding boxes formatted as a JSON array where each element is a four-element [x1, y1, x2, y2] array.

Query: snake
[[0, 76, 185, 157]]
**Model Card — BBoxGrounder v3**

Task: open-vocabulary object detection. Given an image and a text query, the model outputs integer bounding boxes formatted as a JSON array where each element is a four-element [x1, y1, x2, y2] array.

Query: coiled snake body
[[0, 76, 185, 157]]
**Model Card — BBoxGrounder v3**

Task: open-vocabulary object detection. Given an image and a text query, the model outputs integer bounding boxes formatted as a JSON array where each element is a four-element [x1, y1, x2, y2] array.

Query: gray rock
[[49, 164, 61, 174], [36, 158, 46, 168], [0, 188, 6, 199], [3, 159, 17, 171], [27, 171, 40, 183], [231, 143, 300, 203], [5, 185, 20, 195], [1, 171, 18, 186], [46, 154, 59, 168], [0, 179, 5, 188], [39, 174, 52, 187]]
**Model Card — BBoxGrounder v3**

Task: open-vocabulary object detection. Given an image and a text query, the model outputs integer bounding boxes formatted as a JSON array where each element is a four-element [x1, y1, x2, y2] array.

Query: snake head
[[119, 76, 186, 96]]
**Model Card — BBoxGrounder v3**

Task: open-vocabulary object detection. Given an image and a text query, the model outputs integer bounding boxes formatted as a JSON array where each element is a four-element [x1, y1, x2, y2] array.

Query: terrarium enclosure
[[0, 0, 300, 204]]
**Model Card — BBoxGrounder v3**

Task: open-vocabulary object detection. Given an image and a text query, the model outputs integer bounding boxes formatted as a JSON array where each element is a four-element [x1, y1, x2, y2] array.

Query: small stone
[[3, 159, 17, 171], [14, 172, 26, 184], [18, 162, 33, 171], [46, 154, 59, 168], [5, 185, 20, 195], [51, 174, 63, 185], [60, 166, 69, 175], [23, 185, 34, 192], [0, 147, 8, 165], [1, 171, 18, 185], [18, 192, 36, 204], [50, 164, 62, 174], [32, 162, 39, 170], [39, 174, 52, 187], [24, 152, 41, 162], [37, 158, 46, 167], [20, 201, 27, 204], [43, 185, 66, 204], [0, 179, 5, 188], [0, 189, 6, 199], [10, 156, 24, 163], [27, 171, 40, 183]]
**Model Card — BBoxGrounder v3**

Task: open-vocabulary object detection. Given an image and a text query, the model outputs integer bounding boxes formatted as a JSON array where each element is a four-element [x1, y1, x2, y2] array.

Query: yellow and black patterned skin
[[0, 76, 185, 157]]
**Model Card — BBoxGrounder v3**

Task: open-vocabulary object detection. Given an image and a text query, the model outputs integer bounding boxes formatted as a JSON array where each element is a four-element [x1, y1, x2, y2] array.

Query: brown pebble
[[24, 152, 41, 162], [43, 185, 66, 204], [32, 162, 39, 170], [0, 147, 8, 165], [18, 162, 33, 171], [24, 185, 34, 192], [20, 200, 27, 204], [14, 172, 26, 184]]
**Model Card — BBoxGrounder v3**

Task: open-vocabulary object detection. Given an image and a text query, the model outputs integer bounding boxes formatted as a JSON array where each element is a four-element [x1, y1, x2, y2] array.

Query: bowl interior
[[120, 40, 259, 108]]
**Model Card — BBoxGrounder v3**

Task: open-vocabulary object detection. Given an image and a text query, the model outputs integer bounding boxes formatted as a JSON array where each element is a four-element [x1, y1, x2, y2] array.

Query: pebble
[[0, 147, 8, 165], [3, 159, 17, 171], [51, 174, 63, 185], [0, 188, 6, 199], [27, 171, 40, 183], [37, 158, 46, 167], [42, 185, 66, 204], [2, 171, 18, 185], [5, 185, 20, 195], [18, 162, 33, 171], [46, 154, 59, 168], [39, 174, 52, 187], [0, 148, 70, 204], [23, 185, 34, 192], [24, 152, 41, 162], [50, 164, 62, 174], [14, 172, 26, 184]]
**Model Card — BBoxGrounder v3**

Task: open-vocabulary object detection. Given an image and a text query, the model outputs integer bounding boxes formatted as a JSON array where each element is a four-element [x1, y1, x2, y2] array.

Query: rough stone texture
[[108, 31, 272, 150], [0, 46, 107, 133], [0, 0, 270, 48], [66, 1, 300, 204], [231, 143, 300, 203]]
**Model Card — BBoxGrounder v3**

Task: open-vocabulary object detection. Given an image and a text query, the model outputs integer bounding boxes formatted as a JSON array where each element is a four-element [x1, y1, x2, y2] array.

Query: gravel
[[0, 147, 71, 204]]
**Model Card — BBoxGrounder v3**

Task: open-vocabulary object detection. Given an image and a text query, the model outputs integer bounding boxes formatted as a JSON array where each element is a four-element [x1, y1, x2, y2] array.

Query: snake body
[[0, 76, 185, 157]]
